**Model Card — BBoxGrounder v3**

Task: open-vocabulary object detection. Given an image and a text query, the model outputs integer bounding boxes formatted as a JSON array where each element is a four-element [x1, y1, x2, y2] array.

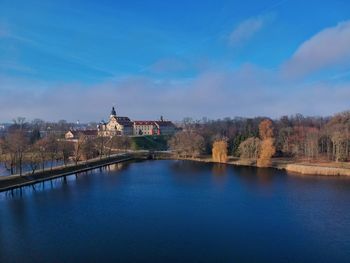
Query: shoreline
[[0, 152, 149, 193], [159, 155, 350, 177], [2, 152, 350, 193]]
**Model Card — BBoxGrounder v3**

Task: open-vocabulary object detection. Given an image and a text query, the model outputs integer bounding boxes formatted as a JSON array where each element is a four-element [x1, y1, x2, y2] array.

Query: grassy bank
[[131, 135, 170, 151]]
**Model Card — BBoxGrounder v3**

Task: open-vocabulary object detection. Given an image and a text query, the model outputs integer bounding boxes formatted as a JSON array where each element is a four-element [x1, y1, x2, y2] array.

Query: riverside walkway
[[0, 152, 149, 193]]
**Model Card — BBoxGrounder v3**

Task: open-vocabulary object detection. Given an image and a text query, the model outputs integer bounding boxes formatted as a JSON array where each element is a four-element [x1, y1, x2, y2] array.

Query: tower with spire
[[110, 106, 117, 118], [97, 106, 175, 137]]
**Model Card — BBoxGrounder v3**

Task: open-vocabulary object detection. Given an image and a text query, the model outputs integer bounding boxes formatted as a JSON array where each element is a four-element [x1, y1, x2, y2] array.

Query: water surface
[[1, 160, 350, 262]]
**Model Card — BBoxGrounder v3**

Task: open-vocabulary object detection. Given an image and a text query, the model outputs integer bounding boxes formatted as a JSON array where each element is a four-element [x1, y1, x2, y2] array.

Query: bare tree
[[331, 131, 347, 162], [95, 136, 107, 159], [46, 134, 59, 170], [81, 137, 97, 161], [12, 117, 27, 131], [238, 137, 261, 160], [169, 131, 205, 158], [2, 130, 29, 175], [26, 145, 41, 174], [58, 140, 74, 166], [35, 138, 49, 171]]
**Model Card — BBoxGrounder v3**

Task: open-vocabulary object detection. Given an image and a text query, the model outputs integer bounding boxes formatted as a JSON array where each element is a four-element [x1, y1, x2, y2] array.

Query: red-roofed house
[[133, 121, 158, 135]]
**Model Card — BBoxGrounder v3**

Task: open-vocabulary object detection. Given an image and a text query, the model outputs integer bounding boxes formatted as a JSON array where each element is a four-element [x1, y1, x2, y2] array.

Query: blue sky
[[1, 0, 350, 122]]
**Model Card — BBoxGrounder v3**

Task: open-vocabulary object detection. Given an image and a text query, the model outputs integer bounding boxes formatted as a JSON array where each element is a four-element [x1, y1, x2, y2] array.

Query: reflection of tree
[[256, 168, 274, 185], [212, 163, 227, 176], [233, 166, 275, 188], [170, 160, 209, 174]]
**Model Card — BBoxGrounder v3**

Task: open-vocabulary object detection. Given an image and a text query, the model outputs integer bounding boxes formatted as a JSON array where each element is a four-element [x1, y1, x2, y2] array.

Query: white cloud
[[2, 20, 350, 122], [1, 64, 349, 123], [282, 20, 350, 78], [228, 15, 272, 46]]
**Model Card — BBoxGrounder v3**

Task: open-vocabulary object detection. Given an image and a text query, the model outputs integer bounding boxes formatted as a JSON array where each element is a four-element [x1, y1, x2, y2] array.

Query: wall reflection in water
[[1, 160, 350, 263], [0, 162, 131, 200]]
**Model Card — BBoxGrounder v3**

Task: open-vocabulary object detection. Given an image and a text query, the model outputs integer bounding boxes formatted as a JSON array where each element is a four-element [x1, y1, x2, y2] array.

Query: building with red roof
[[97, 108, 176, 137]]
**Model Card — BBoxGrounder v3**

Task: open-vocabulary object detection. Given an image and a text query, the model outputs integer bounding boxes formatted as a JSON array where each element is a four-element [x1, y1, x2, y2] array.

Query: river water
[[1, 160, 350, 263]]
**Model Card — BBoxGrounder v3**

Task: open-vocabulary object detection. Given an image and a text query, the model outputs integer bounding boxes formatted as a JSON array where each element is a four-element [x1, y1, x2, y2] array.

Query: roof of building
[[117, 121, 133, 127], [133, 121, 156, 125], [133, 120, 175, 127], [68, 130, 98, 136], [154, 121, 175, 127], [116, 116, 131, 121], [110, 116, 131, 122]]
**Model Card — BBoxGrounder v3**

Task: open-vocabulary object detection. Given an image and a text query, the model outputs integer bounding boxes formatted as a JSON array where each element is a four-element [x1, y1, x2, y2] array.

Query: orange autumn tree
[[257, 119, 276, 167], [212, 139, 228, 163]]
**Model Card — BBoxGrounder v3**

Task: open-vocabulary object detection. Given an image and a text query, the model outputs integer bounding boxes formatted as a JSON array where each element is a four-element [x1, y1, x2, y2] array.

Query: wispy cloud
[[0, 23, 117, 80], [0, 61, 36, 74], [2, 16, 350, 122], [1, 64, 349, 122], [282, 20, 350, 78], [146, 57, 189, 74], [228, 14, 273, 46]]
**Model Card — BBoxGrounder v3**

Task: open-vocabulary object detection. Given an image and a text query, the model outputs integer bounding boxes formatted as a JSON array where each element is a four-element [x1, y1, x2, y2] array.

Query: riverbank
[[0, 152, 149, 192], [164, 155, 350, 177], [2, 152, 349, 193]]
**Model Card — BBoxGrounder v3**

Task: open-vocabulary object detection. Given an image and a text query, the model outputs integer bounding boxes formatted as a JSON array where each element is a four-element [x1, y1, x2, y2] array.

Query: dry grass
[[284, 163, 350, 176], [172, 155, 350, 177]]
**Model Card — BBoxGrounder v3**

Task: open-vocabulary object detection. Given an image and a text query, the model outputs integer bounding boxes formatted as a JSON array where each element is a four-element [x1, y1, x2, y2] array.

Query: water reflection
[[0, 162, 131, 200], [1, 160, 350, 263], [0, 161, 65, 177], [212, 163, 227, 176], [0, 176, 73, 200], [256, 167, 275, 185], [170, 160, 211, 174], [108, 162, 129, 172]]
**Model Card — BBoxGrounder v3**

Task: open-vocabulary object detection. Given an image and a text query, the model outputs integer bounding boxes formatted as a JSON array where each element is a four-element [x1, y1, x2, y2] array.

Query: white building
[[98, 107, 133, 136], [98, 107, 176, 137]]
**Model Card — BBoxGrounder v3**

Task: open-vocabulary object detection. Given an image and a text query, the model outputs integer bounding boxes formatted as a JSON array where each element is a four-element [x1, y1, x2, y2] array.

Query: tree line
[[1, 110, 349, 175], [0, 120, 131, 176], [169, 111, 350, 165]]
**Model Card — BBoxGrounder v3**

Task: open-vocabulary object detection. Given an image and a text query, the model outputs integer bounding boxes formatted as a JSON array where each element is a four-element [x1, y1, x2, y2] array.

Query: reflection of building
[[98, 107, 176, 137]]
